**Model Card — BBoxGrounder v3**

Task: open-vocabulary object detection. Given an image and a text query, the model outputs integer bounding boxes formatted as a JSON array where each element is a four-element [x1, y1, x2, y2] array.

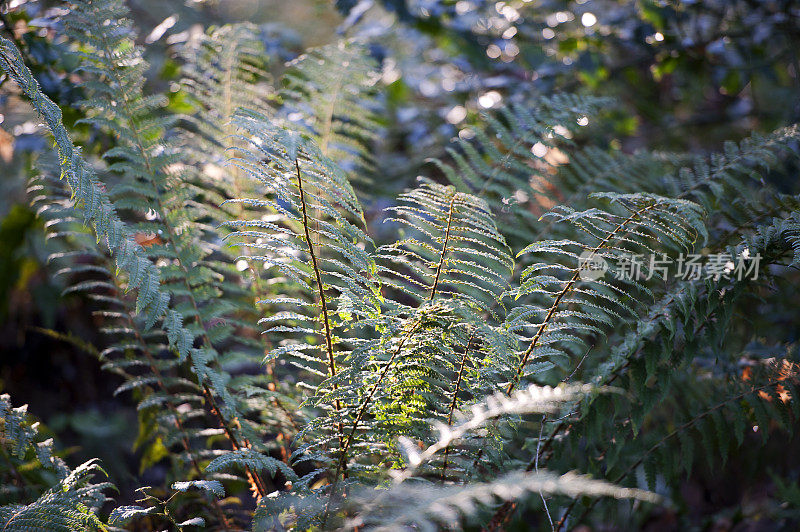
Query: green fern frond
[[1, 395, 110, 531], [506, 192, 705, 392], [0, 32, 273, 501], [224, 114, 383, 493], [431, 95, 610, 248], [282, 40, 382, 186], [377, 179, 514, 316], [28, 166, 207, 475], [177, 22, 274, 228]]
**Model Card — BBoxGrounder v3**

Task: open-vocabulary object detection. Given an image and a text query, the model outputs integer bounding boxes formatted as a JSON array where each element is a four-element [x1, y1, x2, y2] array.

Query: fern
[[348, 470, 658, 531], [223, 114, 378, 476], [0, 395, 110, 531], [377, 179, 514, 314], [29, 167, 191, 450], [176, 22, 301, 461], [0, 30, 281, 509], [281, 40, 382, 186], [431, 95, 610, 248], [505, 192, 705, 391], [487, 152, 800, 528], [3, 5, 800, 529], [61, 0, 297, 502]]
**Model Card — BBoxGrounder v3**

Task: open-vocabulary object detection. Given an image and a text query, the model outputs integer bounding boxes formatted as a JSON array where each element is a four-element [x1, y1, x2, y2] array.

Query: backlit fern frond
[[0, 33, 278, 501], [347, 470, 659, 532], [177, 22, 274, 228], [175, 24, 302, 452], [0, 395, 109, 531], [62, 0, 225, 346], [225, 112, 378, 372], [314, 182, 517, 484], [376, 179, 514, 316], [431, 95, 610, 248], [27, 167, 233, 496], [0, 34, 169, 340], [224, 114, 383, 487], [345, 384, 653, 532], [395, 383, 594, 480], [281, 40, 382, 185], [346, 301, 503, 479]]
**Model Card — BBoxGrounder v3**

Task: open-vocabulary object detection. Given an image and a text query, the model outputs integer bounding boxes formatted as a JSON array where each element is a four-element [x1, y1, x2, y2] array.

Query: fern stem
[[507, 203, 656, 395], [295, 158, 339, 385], [441, 334, 475, 483], [429, 193, 457, 301], [294, 156, 347, 500]]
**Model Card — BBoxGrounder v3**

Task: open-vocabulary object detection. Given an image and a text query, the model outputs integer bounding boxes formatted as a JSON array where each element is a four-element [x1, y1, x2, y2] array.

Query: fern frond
[[377, 179, 514, 316], [526, 210, 800, 529], [27, 166, 232, 498], [317, 181, 516, 494], [395, 383, 594, 481], [224, 114, 383, 495], [177, 22, 274, 229], [348, 470, 659, 532], [175, 24, 303, 459], [282, 40, 382, 186], [0, 395, 110, 531], [507, 192, 705, 392], [431, 95, 610, 248], [0, 33, 276, 501]]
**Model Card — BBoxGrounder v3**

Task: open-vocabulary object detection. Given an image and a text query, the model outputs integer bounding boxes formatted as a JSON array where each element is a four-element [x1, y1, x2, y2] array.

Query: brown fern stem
[[430, 194, 457, 301], [295, 158, 339, 389], [441, 335, 475, 483], [294, 158, 346, 484]]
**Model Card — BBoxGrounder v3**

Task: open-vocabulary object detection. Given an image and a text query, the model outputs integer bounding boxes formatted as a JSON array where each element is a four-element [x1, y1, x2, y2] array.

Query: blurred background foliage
[[1, 0, 799, 528]]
